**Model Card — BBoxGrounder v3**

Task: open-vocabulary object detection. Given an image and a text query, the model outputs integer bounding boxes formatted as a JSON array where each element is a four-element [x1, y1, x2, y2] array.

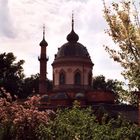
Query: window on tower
[[74, 72, 81, 85], [59, 72, 65, 85]]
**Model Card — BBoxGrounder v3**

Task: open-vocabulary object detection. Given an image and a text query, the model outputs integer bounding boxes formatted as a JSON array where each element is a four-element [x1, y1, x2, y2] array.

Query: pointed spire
[[43, 24, 45, 39], [40, 24, 48, 47], [72, 11, 74, 30], [67, 12, 79, 42]]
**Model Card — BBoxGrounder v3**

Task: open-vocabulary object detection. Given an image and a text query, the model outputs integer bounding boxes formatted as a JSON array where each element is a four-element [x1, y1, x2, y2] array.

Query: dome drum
[[52, 58, 93, 68]]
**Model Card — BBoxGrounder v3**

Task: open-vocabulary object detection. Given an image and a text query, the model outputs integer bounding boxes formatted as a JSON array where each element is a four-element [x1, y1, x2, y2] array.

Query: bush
[[37, 101, 140, 140], [0, 89, 53, 140], [0, 91, 140, 140]]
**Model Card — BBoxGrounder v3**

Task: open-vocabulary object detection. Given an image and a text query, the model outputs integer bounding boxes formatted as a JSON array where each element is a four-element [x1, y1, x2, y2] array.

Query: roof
[[39, 38, 48, 47], [55, 42, 90, 59], [53, 28, 93, 64]]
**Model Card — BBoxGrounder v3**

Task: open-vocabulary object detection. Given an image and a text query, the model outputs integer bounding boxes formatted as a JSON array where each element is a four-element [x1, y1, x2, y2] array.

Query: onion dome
[[67, 30, 79, 42], [40, 39, 48, 47], [54, 14, 91, 60], [52, 13, 94, 68], [39, 25, 48, 47], [67, 13, 79, 42]]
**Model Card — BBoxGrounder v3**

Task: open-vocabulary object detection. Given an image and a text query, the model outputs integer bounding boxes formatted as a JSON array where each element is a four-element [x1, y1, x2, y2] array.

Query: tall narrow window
[[74, 72, 81, 85], [59, 72, 65, 85]]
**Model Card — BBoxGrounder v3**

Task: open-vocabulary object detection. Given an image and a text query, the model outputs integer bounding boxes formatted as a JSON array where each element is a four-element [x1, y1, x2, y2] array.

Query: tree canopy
[[103, 0, 140, 90], [0, 52, 53, 98], [0, 52, 25, 97], [92, 75, 128, 103]]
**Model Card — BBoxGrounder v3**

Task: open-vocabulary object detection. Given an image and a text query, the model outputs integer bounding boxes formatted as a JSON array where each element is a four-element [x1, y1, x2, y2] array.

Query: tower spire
[[40, 24, 48, 47], [67, 12, 79, 42], [72, 11, 74, 30], [43, 24, 45, 39]]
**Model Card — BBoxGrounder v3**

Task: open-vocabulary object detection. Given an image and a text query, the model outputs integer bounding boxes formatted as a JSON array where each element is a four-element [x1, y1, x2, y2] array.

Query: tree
[[0, 93, 52, 140], [0, 94, 140, 139], [21, 74, 53, 98], [92, 75, 129, 103], [37, 102, 140, 139], [21, 74, 39, 98], [103, 1, 140, 90], [0, 52, 25, 97], [92, 75, 106, 90]]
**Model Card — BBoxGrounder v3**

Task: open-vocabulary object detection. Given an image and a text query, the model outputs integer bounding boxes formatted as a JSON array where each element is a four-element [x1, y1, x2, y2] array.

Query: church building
[[37, 15, 140, 125], [38, 14, 115, 108]]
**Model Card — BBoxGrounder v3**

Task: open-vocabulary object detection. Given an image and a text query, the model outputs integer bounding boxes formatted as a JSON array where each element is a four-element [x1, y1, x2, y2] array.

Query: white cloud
[[0, 0, 125, 81], [0, 0, 16, 38]]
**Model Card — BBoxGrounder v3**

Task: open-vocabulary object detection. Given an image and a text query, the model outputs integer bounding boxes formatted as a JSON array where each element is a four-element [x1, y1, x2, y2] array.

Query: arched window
[[59, 72, 65, 85], [88, 72, 92, 86], [74, 72, 81, 85]]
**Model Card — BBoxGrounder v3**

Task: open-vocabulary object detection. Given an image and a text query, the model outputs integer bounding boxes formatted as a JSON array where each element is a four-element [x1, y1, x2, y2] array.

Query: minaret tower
[[38, 25, 48, 95]]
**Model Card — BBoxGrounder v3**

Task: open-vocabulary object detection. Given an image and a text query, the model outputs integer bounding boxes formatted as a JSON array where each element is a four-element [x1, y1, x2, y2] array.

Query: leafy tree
[[0, 52, 25, 97], [37, 102, 140, 140], [0, 94, 140, 139], [92, 75, 106, 90], [0, 52, 52, 98], [92, 75, 129, 103], [21, 74, 39, 98], [103, 0, 140, 90], [21, 74, 53, 98]]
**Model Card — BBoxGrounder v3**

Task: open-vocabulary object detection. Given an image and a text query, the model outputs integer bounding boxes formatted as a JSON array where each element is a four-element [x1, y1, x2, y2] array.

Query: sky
[[0, 0, 128, 81]]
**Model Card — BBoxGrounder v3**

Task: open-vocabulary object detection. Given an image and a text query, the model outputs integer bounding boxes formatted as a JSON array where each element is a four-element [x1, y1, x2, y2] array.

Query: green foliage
[[92, 75, 129, 103], [92, 75, 106, 90], [37, 106, 96, 140], [0, 95, 140, 139], [21, 75, 53, 98], [21, 74, 39, 98], [103, 0, 140, 90], [37, 103, 140, 140], [0, 52, 52, 98], [0, 52, 25, 97]]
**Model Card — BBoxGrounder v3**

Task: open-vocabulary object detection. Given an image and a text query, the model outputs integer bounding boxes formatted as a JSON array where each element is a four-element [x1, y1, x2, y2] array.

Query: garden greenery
[[0, 90, 140, 140]]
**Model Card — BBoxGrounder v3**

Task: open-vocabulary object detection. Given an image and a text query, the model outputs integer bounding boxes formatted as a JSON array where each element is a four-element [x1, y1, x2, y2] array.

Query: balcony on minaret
[[38, 56, 49, 61]]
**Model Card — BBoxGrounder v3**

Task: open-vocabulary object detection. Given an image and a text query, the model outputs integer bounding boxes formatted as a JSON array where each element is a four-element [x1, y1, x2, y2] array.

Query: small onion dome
[[67, 29, 79, 42], [40, 95, 49, 102], [66, 13, 79, 42], [75, 93, 85, 99], [39, 38, 48, 47], [50, 92, 68, 100]]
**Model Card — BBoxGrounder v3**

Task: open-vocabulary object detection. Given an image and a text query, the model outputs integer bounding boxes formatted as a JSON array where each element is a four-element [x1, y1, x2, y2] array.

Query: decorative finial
[[67, 12, 79, 42], [72, 11, 74, 30], [43, 24, 45, 39], [39, 24, 48, 47]]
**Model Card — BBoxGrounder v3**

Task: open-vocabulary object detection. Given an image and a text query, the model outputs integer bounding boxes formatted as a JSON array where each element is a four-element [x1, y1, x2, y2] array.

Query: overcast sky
[[0, 0, 128, 81]]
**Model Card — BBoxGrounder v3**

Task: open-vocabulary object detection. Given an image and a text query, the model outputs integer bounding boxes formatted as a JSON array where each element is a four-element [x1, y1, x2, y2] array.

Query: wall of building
[[53, 65, 92, 86]]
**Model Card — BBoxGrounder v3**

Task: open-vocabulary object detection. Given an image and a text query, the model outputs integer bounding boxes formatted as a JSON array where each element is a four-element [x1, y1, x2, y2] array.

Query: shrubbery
[[0, 88, 53, 140], [37, 101, 140, 140], [0, 90, 140, 140]]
